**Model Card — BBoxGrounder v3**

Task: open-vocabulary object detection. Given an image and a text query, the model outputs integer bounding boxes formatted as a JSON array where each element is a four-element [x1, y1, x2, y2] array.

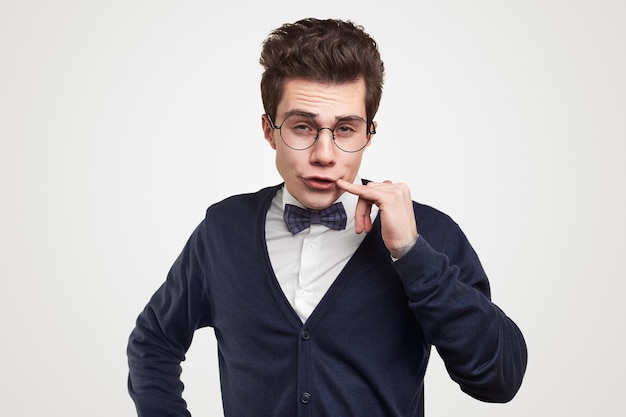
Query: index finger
[[337, 179, 389, 202], [336, 178, 368, 195]]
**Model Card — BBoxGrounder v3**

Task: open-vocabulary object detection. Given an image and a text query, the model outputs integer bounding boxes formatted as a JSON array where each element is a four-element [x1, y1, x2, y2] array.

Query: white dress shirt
[[265, 179, 379, 323]]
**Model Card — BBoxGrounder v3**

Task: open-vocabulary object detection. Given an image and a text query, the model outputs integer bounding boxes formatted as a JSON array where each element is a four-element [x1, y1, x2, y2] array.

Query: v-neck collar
[[257, 184, 382, 330]]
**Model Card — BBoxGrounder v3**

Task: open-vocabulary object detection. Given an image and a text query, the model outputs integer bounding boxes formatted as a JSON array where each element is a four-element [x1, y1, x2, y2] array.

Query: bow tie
[[283, 202, 347, 234]]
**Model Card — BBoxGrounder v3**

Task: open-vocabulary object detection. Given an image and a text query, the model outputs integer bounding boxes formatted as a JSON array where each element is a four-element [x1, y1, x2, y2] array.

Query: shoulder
[[205, 184, 281, 221], [412, 201, 457, 229], [411, 201, 463, 252]]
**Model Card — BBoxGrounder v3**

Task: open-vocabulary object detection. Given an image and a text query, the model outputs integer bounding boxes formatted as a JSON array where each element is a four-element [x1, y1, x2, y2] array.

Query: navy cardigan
[[127, 184, 527, 416]]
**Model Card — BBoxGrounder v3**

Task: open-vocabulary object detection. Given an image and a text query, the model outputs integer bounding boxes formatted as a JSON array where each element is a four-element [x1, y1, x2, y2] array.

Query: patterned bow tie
[[283, 202, 347, 234]]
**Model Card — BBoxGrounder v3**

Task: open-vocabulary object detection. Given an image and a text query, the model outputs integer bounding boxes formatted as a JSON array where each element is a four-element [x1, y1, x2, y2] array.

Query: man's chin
[[298, 192, 342, 210]]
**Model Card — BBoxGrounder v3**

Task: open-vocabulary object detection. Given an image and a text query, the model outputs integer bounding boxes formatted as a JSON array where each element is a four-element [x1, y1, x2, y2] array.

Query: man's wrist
[[389, 238, 418, 262]]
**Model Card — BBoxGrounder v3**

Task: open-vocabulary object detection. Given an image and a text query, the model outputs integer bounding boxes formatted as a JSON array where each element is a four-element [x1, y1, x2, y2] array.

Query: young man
[[127, 18, 527, 417]]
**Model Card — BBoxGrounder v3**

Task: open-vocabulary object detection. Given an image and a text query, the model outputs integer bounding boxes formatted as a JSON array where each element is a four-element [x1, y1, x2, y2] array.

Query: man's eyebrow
[[282, 110, 317, 118], [281, 109, 364, 121]]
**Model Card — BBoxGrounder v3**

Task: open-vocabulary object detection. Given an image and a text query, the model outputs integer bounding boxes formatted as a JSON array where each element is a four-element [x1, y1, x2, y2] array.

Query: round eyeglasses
[[267, 113, 376, 153]]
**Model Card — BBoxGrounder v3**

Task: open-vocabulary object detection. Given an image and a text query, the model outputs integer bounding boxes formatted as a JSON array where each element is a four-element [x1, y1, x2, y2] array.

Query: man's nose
[[310, 128, 337, 164]]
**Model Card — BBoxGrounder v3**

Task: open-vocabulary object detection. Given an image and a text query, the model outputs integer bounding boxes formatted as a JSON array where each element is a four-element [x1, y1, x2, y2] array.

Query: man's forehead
[[276, 78, 367, 117]]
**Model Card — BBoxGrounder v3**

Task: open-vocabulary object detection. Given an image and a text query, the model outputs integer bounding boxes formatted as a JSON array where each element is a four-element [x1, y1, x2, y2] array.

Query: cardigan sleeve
[[126, 221, 213, 417], [393, 217, 527, 403]]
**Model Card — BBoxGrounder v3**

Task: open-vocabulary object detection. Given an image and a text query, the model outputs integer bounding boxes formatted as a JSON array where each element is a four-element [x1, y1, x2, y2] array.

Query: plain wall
[[1, 1, 624, 416]]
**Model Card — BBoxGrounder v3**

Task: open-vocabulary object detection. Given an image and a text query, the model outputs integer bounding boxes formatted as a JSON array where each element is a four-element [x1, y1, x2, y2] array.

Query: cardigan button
[[301, 331, 310, 340], [301, 392, 311, 404]]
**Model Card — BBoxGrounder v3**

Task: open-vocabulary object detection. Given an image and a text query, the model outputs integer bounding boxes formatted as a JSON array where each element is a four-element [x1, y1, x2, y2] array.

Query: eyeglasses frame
[[266, 112, 376, 153]]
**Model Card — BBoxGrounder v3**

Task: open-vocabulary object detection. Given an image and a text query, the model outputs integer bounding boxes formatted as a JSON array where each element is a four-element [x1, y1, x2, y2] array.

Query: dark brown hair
[[260, 18, 385, 124]]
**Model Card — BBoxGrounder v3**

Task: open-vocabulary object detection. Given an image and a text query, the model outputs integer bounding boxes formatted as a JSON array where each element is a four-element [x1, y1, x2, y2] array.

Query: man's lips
[[303, 176, 338, 190]]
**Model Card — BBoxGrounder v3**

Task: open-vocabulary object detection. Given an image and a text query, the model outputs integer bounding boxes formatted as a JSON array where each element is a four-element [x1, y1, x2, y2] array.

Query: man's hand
[[336, 179, 418, 259]]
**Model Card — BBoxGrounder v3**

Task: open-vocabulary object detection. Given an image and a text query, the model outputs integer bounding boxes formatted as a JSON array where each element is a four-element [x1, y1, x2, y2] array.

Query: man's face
[[262, 78, 371, 210]]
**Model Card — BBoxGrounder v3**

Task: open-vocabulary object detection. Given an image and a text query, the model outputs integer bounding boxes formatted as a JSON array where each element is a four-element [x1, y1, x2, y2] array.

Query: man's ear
[[261, 114, 277, 149], [366, 120, 377, 148]]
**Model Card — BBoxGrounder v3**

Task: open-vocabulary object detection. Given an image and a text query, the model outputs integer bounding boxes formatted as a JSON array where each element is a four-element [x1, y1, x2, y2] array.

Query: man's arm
[[337, 179, 527, 402], [394, 226, 527, 402], [127, 223, 213, 417]]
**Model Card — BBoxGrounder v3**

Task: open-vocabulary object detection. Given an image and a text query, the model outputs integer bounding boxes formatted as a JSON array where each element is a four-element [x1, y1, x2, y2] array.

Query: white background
[[1, 1, 624, 416]]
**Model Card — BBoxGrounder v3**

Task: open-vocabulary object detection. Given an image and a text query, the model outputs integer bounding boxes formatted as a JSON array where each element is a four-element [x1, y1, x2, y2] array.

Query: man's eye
[[293, 124, 313, 132], [335, 124, 360, 137]]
